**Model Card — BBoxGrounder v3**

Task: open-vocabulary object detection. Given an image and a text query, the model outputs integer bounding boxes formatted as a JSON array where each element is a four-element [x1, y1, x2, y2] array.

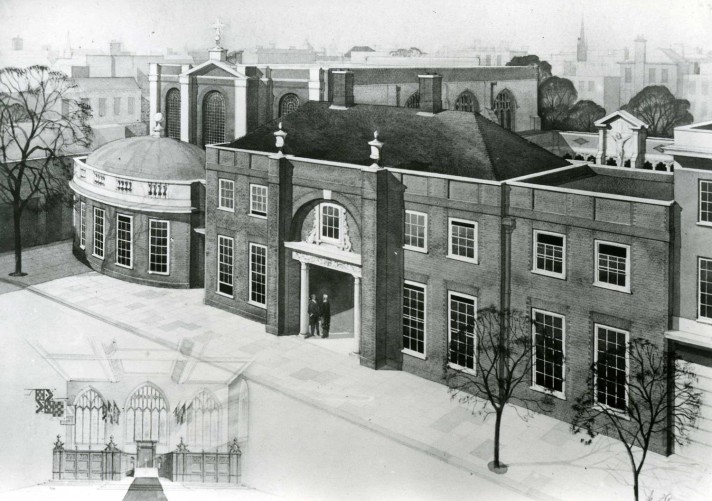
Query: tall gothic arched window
[[493, 90, 515, 130], [185, 390, 221, 448], [165, 89, 181, 140], [454, 91, 479, 113], [74, 388, 105, 446], [203, 91, 226, 146], [405, 92, 420, 109], [279, 93, 300, 116], [125, 384, 168, 444]]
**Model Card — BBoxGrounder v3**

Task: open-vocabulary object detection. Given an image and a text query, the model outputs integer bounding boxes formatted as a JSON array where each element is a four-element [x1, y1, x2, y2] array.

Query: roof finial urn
[[274, 122, 287, 157], [151, 113, 165, 137], [368, 130, 384, 167]]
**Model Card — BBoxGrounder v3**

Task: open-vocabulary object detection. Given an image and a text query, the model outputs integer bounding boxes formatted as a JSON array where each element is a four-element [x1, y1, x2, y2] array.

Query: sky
[[0, 0, 711, 57]]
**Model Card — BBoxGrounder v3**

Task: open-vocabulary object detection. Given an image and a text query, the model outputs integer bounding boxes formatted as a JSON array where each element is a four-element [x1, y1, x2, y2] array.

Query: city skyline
[[1, 0, 711, 58]]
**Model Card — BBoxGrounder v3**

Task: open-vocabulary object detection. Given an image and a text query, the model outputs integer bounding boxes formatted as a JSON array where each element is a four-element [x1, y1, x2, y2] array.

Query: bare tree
[[446, 307, 556, 473], [538, 77, 578, 131], [565, 100, 606, 132], [621, 86, 693, 138], [0, 66, 92, 276], [571, 338, 702, 501]]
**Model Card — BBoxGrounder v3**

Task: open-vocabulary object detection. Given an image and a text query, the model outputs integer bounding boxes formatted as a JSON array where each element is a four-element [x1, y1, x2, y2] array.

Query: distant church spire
[[577, 16, 588, 62]]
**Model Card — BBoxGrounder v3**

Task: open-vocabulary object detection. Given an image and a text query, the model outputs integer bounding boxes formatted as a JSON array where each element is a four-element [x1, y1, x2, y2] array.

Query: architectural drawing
[[2, 2, 712, 500]]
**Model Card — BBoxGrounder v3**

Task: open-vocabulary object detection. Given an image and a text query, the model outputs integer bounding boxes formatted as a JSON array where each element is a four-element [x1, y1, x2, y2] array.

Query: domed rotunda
[[70, 115, 206, 288]]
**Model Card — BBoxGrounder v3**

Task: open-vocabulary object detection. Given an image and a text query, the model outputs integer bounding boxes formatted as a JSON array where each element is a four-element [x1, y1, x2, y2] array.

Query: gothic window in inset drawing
[[125, 384, 168, 445], [185, 389, 221, 448], [74, 388, 106, 447]]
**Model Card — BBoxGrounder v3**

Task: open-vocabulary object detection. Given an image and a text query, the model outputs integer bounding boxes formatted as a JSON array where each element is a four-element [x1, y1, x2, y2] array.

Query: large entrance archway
[[290, 249, 362, 355]]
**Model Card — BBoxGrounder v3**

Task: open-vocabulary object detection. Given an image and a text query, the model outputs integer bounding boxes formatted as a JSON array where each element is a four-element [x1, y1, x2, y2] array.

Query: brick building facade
[[200, 74, 680, 453]]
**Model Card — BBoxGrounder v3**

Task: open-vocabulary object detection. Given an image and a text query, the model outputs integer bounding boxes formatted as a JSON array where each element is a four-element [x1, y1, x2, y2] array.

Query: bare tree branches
[[621, 86, 693, 138], [446, 307, 557, 472], [0, 65, 93, 275], [571, 338, 702, 501]]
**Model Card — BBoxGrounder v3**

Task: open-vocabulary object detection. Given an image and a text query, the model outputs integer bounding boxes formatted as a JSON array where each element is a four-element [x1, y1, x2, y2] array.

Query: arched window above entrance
[[185, 389, 221, 448], [306, 202, 353, 252]]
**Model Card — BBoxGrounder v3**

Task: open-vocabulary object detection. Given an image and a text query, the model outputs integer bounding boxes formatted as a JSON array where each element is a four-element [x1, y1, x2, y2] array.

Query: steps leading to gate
[[134, 467, 159, 478]]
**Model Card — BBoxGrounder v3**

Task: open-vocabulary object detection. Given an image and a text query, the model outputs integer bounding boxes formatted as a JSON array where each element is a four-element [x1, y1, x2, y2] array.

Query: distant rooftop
[[73, 77, 140, 92], [524, 164, 673, 201], [228, 102, 569, 181]]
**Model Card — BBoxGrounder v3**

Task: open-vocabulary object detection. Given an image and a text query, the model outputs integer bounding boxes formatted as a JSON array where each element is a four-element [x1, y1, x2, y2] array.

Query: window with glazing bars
[[250, 185, 268, 217], [116, 214, 132, 268], [203, 92, 225, 145], [448, 293, 476, 370], [249, 244, 267, 306], [403, 282, 426, 355], [404, 211, 427, 250], [149, 220, 169, 274], [165, 89, 181, 140], [594, 325, 628, 411], [533, 310, 565, 394], [217, 235, 234, 296], [93, 208, 105, 258]]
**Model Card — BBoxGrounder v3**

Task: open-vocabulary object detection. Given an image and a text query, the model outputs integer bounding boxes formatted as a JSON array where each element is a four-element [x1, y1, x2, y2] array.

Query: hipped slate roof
[[229, 102, 569, 181]]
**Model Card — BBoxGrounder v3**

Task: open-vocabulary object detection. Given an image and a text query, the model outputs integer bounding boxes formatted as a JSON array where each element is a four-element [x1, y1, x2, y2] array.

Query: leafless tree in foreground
[[571, 338, 702, 501], [0, 65, 92, 275], [446, 307, 557, 473]]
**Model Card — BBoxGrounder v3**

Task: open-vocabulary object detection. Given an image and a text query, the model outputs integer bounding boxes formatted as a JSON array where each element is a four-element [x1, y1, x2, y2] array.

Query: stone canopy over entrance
[[288, 245, 362, 354]]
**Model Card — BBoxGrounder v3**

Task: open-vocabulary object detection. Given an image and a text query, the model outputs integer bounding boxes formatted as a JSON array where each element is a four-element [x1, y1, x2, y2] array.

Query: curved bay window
[[405, 92, 420, 109], [454, 91, 479, 113], [74, 388, 105, 447], [125, 384, 168, 445], [203, 91, 226, 146], [279, 93, 300, 116], [165, 89, 181, 140], [493, 90, 515, 130], [185, 390, 221, 448]]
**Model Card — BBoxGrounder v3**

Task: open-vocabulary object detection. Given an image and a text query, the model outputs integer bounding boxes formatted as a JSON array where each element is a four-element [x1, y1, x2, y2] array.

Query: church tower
[[577, 17, 588, 62]]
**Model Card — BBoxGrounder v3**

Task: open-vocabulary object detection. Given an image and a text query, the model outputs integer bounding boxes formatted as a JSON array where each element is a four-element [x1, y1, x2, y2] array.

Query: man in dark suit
[[308, 293, 321, 337], [320, 294, 331, 338]]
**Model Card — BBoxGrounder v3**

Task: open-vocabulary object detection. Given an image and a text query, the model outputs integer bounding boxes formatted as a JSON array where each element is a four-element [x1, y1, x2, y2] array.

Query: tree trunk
[[493, 408, 503, 467], [11, 204, 24, 276], [633, 470, 639, 501]]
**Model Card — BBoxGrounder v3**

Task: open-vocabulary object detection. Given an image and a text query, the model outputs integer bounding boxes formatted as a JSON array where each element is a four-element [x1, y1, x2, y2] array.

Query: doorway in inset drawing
[[309, 265, 354, 337]]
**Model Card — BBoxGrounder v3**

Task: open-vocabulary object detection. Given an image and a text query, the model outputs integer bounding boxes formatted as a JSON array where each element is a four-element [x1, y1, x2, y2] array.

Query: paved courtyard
[[1, 242, 711, 500]]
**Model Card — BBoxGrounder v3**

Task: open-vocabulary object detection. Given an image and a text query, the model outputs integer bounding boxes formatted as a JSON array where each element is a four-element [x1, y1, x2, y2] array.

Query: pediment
[[594, 110, 648, 130], [184, 60, 246, 79]]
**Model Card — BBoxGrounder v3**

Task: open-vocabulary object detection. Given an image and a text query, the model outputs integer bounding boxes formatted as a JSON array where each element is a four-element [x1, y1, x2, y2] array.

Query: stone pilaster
[[265, 155, 293, 335]]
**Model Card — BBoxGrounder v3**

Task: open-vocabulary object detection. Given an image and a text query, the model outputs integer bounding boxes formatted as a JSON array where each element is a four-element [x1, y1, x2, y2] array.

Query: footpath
[[2, 241, 711, 501]]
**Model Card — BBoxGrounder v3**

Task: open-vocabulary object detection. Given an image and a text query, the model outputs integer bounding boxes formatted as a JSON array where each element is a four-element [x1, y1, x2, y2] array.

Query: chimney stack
[[330, 69, 354, 109], [418, 73, 442, 115]]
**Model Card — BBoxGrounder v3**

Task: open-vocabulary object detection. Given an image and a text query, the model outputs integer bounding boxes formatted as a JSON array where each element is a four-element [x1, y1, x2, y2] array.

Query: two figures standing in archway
[[307, 293, 331, 338]]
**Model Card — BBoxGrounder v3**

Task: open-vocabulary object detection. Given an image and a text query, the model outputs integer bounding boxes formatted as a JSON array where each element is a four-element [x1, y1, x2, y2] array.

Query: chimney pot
[[418, 73, 443, 115], [330, 69, 354, 109]]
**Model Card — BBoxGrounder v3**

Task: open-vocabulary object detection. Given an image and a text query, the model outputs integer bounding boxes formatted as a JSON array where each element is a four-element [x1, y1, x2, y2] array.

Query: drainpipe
[[499, 184, 516, 377]]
